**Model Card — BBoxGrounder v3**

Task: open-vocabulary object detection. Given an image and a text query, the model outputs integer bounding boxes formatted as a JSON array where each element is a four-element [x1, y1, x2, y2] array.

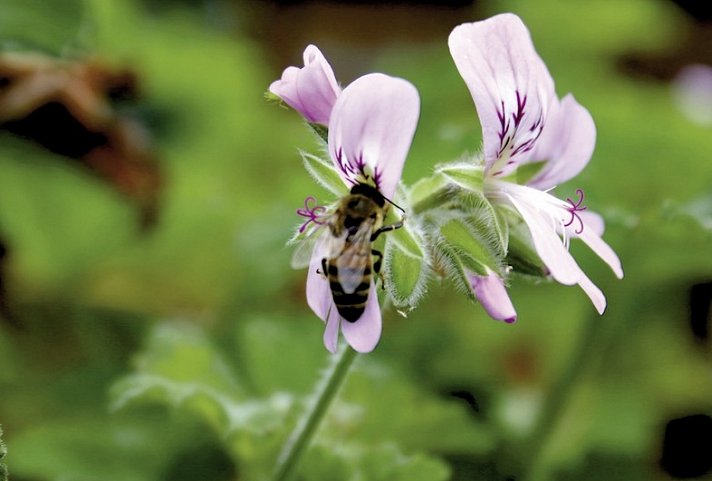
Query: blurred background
[[0, 0, 711, 480]]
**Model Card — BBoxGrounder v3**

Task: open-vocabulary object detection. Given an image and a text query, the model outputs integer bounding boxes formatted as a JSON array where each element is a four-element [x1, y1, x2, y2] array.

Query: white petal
[[578, 210, 605, 237], [340, 282, 382, 353], [323, 307, 341, 353], [577, 273, 606, 314], [306, 245, 331, 321], [328, 73, 420, 199], [577, 225, 624, 279], [527, 94, 596, 190], [506, 189, 581, 285], [449, 13, 555, 177]]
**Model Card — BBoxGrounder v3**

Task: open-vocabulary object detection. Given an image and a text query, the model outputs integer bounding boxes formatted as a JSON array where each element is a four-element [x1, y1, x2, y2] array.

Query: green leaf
[[301, 443, 449, 481], [300, 150, 349, 198], [7, 417, 185, 481], [360, 444, 450, 481], [384, 221, 430, 308], [0, 0, 87, 55]]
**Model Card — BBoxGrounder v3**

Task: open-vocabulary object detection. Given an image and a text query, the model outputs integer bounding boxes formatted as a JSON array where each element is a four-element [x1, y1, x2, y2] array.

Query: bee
[[294, 183, 403, 323]]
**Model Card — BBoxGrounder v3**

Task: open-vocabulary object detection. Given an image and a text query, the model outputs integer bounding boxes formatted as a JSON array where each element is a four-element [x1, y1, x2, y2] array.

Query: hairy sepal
[[300, 150, 349, 197], [436, 162, 485, 194], [458, 193, 509, 257], [434, 242, 477, 303], [439, 217, 503, 273], [383, 219, 430, 309]]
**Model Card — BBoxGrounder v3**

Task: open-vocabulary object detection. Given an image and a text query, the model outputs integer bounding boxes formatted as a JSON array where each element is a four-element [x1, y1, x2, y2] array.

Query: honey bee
[[294, 183, 403, 323]]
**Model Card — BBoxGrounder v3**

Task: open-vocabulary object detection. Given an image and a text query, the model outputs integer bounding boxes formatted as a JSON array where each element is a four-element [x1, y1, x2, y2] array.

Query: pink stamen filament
[[563, 188, 587, 234], [297, 196, 326, 233]]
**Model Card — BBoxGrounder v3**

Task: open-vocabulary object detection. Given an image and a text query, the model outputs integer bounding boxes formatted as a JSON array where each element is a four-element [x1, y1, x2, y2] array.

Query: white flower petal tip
[[339, 283, 382, 353], [448, 13, 555, 177], [468, 270, 518, 324], [578, 275, 607, 315], [328, 73, 420, 199], [269, 44, 341, 126]]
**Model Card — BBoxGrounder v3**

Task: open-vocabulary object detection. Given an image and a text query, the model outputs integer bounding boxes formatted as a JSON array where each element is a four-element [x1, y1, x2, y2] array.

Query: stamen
[[296, 196, 326, 233], [563, 188, 587, 235]]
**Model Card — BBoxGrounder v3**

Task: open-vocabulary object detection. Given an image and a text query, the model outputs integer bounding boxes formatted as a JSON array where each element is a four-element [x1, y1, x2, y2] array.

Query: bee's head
[[350, 183, 385, 207]]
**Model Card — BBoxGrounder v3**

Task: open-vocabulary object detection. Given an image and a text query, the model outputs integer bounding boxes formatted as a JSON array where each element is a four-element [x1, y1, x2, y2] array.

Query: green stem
[[271, 346, 358, 481]]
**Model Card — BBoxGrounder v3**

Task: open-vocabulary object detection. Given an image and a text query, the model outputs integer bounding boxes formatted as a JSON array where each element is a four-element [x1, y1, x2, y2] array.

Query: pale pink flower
[[304, 73, 420, 352], [449, 13, 623, 315], [269, 45, 340, 125]]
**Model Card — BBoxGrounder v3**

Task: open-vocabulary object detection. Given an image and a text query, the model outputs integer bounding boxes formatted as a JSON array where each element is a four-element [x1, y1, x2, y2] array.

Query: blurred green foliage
[[0, 0, 711, 480]]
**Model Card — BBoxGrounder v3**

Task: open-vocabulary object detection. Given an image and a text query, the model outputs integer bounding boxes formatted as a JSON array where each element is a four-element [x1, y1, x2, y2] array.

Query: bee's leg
[[370, 220, 404, 242], [317, 258, 328, 278], [372, 250, 384, 274], [372, 249, 386, 289]]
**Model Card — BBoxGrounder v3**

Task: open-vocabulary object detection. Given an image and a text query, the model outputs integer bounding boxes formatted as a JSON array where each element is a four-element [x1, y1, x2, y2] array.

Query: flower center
[[564, 188, 587, 234], [296, 196, 326, 233]]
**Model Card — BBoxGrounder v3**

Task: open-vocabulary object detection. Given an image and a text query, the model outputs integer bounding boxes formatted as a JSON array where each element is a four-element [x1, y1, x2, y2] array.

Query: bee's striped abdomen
[[327, 256, 372, 323]]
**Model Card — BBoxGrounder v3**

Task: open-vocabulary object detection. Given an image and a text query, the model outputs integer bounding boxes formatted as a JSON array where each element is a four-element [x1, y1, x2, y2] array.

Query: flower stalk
[[271, 346, 358, 481]]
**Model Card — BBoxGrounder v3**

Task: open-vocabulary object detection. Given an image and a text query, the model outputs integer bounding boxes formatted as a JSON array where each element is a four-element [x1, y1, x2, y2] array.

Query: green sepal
[[506, 218, 549, 278], [434, 242, 477, 303], [436, 162, 485, 195], [307, 123, 329, 144], [458, 194, 509, 257], [383, 220, 430, 308], [300, 150, 348, 198], [409, 172, 453, 215], [440, 219, 501, 274]]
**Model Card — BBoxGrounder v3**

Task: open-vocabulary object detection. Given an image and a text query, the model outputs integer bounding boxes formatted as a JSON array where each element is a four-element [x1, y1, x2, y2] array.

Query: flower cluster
[[269, 13, 623, 353]]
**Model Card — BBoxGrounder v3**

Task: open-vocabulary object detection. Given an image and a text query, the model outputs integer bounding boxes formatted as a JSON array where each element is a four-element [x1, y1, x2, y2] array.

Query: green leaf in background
[[7, 416, 195, 481], [0, 0, 87, 55], [110, 321, 295, 480], [300, 442, 450, 481]]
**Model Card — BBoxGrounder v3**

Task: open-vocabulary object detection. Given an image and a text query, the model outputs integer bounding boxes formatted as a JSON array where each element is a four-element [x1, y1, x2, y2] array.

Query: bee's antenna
[[384, 196, 406, 214]]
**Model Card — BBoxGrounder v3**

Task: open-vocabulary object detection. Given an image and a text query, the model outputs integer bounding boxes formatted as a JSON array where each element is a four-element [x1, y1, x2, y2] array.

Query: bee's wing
[[290, 222, 346, 270], [335, 221, 374, 295]]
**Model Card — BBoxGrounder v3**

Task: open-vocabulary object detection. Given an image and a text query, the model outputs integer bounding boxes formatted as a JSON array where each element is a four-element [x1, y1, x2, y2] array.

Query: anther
[[296, 196, 326, 233], [564, 188, 587, 234]]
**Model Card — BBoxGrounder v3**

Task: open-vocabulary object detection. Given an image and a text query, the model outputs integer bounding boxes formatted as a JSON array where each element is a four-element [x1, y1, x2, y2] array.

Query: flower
[[269, 45, 341, 126], [468, 269, 517, 323], [449, 13, 623, 314], [305, 73, 420, 353]]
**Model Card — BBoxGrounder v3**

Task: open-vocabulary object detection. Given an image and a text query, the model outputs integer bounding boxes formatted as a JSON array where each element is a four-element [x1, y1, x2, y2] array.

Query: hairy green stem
[[271, 346, 358, 481]]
